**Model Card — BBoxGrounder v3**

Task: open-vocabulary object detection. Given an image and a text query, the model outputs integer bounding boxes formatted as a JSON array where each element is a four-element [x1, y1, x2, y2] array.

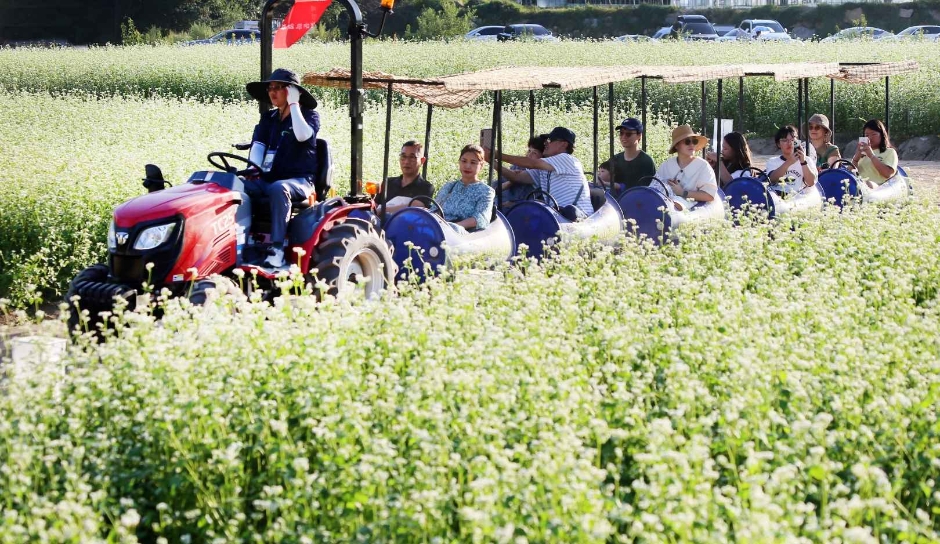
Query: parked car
[[496, 24, 558, 42], [465, 26, 505, 41], [892, 25, 940, 41], [738, 19, 786, 36], [713, 25, 736, 37], [615, 34, 654, 42], [719, 26, 794, 42], [820, 27, 894, 42], [668, 15, 720, 41], [183, 29, 262, 45], [651, 26, 672, 40]]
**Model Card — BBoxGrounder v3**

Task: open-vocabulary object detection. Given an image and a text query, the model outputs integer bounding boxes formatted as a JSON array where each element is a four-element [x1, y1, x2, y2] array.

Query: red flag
[[273, 0, 333, 49]]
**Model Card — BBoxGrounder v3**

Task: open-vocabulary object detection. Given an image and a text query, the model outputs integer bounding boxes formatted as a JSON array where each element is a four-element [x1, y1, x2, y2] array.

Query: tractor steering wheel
[[639, 175, 670, 195], [207, 152, 264, 177], [408, 195, 445, 219], [830, 159, 857, 172], [525, 188, 560, 211]]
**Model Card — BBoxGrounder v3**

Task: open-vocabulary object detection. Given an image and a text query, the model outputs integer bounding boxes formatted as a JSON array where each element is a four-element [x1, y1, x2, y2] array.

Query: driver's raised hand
[[286, 85, 302, 106]]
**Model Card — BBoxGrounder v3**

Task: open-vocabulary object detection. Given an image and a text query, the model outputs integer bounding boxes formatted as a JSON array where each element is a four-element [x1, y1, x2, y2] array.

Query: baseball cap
[[547, 126, 576, 145], [616, 118, 644, 133]]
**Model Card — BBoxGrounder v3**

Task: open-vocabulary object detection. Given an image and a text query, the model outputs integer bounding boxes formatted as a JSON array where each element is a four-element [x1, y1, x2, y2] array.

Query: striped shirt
[[526, 153, 594, 216]]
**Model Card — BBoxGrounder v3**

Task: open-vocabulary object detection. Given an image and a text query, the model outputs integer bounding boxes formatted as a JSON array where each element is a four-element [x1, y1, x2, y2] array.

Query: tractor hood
[[114, 182, 242, 228]]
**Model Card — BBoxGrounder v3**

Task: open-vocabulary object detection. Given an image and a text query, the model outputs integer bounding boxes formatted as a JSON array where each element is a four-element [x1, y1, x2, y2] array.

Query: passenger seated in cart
[[596, 160, 613, 187], [497, 134, 548, 206], [852, 119, 898, 188], [415, 144, 495, 234], [606, 117, 656, 194], [808, 114, 841, 170], [706, 131, 753, 188], [487, 126, 594, 219], [765, 125, 818, 195], [655, 125, 718, 211], [377, 140, 435, 214], [243, 68, 320, 268]]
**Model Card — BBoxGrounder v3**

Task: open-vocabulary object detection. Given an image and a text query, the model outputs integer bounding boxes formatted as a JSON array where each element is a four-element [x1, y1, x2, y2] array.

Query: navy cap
[[616, 118, 644, 133], [547, 126, 576, 145]]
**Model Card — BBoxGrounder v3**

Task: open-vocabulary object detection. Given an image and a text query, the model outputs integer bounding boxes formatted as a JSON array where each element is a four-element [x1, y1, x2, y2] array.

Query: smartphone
[[480, 128, 494, 149], [793, 139, 803, 152], [858, 136, 870, 146]]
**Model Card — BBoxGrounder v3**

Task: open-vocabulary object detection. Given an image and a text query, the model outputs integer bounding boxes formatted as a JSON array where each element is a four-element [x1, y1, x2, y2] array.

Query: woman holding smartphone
[[852, 119, 898, 187]]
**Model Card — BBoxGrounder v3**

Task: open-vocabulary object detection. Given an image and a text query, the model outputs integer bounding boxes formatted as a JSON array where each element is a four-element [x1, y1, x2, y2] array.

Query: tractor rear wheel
[[310, 218, 396, 299], [65, 263, 110, 338]]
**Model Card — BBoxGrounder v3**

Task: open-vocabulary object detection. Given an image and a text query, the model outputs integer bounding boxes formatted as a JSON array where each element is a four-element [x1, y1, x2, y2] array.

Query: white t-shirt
[[765, 155, 818, 193], [526, 153, 594, 216], [655, 157, 718, 198]]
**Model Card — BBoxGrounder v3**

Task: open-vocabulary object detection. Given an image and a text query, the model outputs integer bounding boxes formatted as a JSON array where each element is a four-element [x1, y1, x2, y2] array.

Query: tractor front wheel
[[65, 263, 111, 338], [310, 219, 396, 299]]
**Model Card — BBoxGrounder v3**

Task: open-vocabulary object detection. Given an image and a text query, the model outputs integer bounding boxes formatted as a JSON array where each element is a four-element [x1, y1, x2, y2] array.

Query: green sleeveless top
[[815, 143, 840, 169]]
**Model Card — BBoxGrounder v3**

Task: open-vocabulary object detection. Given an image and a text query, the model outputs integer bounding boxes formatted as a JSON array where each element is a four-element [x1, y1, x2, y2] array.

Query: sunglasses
[[808, 124, 824, 130], [267, 84, 287, 92], [682, 137, 699, 146]]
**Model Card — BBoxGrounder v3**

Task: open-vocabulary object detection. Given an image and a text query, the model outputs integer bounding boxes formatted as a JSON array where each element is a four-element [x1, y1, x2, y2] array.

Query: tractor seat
[[252, 138, 334, 217]]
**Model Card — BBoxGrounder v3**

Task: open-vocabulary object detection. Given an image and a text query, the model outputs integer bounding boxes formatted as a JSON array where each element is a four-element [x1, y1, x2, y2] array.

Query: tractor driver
[[244, 68, 320, 268]]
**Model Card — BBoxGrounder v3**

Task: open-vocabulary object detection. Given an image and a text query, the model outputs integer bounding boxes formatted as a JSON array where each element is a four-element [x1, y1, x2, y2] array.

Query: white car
[[892, 25, 940, 41], [717, 27, 793, 42], [651, 26, 672, 40], [738, 18, 787, 37], [820, 27, 895, 42], [465, 26, 505, 42]]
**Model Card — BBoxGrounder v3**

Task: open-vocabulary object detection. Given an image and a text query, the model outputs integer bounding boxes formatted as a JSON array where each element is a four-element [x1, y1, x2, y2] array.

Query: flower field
[[3, 202, 940, 542], [1, 39, 940, 542]]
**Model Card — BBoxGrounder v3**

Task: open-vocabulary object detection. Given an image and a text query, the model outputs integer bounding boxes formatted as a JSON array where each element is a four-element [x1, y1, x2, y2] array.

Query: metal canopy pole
[[884, 76, 890, 133], [422, 104, 433, 179], [830, 78, 836, 145], [700, 81, 707, 153], [496, 90, 504, 210], [715, 79, 723, 178], [380, 82, 393, 223], [641, 76, 648, 152], [608, 82, 615, 160], [592, 85, 599, 175], [738, 77, 744, 133], [804, 77, 810, 129], [796, 79, 803, 138], [487, 91, 500, 209], [529, 91, 535, 138]]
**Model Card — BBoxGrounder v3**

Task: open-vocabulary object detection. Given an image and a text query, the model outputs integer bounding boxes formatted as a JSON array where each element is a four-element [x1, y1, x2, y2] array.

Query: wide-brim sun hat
[[807, 113, 832, 134], [669, 124, 708, 153], [246, 68, 317, 109]]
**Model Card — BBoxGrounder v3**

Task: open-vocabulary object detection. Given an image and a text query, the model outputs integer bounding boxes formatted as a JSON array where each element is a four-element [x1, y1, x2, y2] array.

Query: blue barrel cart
[[724, 167, 825, 220], [617, 176, 727, 245], [818, 159, 913, 208]]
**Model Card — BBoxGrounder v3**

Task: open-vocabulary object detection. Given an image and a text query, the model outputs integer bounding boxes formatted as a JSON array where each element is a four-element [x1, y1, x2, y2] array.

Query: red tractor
[[66, 0, 398, 335]]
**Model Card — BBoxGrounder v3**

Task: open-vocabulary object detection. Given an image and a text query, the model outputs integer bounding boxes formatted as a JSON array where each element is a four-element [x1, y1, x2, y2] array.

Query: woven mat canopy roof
[[302, 61, 919, 109]]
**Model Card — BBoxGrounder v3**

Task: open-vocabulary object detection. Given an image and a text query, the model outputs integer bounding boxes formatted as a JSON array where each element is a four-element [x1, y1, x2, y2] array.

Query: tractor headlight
[[134, 223, 175, 250], [107, 221, 117, 250]]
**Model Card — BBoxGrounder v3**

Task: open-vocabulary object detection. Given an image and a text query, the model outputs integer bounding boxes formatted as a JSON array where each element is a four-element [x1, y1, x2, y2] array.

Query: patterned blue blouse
[[432, 180, 495, 232]]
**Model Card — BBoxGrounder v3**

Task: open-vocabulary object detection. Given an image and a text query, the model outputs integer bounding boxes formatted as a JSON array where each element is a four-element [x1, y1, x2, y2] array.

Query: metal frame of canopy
[[302, 60, 919, 207]]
